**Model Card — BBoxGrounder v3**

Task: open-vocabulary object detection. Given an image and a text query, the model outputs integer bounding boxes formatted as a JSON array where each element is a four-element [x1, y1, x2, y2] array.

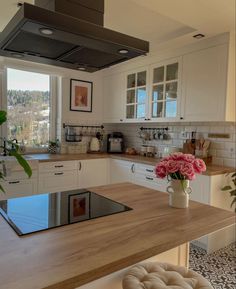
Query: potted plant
[[48, 139, 60, 154], [155, 152, 206, 208], [221, 172, 236, 212], [0, 110, 32, 193]]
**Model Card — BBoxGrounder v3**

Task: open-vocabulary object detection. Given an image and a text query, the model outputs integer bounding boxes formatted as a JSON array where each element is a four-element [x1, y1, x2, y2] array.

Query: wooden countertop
[[0, 183, 235, 289], [27, 153, 109, 162], [26, 153, 235, 176], [110, 154, 235, 176]]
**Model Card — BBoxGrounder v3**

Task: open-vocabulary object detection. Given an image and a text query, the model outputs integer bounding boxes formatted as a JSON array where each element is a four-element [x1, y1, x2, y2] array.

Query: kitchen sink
[[0, 155, 38, 175], [0, 155, 33, 161]]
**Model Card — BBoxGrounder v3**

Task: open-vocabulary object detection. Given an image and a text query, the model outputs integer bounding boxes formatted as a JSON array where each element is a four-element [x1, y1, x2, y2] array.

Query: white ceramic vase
[[167, 179, 192, 208]]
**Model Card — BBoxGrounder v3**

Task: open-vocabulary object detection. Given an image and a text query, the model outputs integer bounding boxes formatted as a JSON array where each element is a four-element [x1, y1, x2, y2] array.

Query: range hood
[[0, 0, 149, 72]]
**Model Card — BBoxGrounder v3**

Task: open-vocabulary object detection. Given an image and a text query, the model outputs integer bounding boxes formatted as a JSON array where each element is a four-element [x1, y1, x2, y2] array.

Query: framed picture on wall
[[70, 79, 93, 112], [69, 192, 91, 223]]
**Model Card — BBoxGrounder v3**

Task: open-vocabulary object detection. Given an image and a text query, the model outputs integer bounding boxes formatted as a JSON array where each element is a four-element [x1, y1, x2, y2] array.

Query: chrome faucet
[[1, 138, 18, 156], [11, 139, 18, 152]]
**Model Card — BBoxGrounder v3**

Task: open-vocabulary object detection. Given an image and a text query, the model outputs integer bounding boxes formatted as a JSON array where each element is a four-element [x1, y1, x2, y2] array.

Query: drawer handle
[[146, 169, 153, 173], [131, 164, 135, 173], [54, 172, 64, 175], [146, 176, 153, 181], [8, 181, 20, 184], [78, 162, 82, 171], [55, 165, 64, 168]]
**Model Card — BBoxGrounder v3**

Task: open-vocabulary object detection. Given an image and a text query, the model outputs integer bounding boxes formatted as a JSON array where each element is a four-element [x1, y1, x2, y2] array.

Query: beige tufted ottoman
[[122, 262, 213, 289]]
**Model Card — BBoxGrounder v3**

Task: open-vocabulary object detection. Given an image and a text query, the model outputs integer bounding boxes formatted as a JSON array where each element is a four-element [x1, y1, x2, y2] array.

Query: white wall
[[60, 73, 103, 125]]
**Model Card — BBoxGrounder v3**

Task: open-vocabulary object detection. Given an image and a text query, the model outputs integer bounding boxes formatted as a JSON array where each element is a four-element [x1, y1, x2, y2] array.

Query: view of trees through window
[[7, 68, 50, 147]]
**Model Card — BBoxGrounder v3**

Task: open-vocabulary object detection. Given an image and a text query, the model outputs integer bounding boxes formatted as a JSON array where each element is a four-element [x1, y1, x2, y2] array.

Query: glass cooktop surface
[[0, 190, 132, 236]]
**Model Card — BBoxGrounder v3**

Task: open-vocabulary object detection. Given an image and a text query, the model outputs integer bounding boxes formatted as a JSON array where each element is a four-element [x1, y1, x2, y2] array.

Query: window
[[6, 68, 55, 148]]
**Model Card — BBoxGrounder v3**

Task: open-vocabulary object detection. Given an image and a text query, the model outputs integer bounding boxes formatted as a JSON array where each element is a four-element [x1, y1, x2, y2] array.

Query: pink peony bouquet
[[155, 152, 206, 181]]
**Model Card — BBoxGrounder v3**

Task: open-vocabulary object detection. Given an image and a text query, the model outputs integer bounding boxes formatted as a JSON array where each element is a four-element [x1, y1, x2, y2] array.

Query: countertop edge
[[26, 153, 235, 176]]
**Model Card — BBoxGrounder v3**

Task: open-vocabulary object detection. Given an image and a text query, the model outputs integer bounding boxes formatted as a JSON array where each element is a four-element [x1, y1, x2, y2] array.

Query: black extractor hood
[[0, 0, 149, 72]]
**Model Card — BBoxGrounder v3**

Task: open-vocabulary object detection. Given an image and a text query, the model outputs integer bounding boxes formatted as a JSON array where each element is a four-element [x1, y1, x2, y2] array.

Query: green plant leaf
[[230, 189, 236, 196], [0, 111, 7, 125], [0, 183, 5, 194], [9, 151, 32, 178], [221, 185, 232, 191]]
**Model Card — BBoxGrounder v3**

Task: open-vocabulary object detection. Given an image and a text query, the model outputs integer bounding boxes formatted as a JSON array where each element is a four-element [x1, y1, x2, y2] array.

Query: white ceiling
[[104, 0, 196, 47], [0, 0, 235, 51], [128, 0, 235, 35], [0, 0, 33, 31]]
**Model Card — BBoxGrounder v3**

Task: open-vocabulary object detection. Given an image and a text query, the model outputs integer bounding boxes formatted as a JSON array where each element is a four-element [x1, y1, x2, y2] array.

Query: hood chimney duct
[[34, 0, 104, 26]]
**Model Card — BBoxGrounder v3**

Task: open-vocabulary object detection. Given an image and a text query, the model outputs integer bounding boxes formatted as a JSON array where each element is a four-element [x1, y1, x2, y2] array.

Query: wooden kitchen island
[[0, 183, 235, 289]]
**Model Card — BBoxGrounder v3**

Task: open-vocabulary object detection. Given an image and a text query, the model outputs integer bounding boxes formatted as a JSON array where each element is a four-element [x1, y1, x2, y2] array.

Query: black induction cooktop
[[0, 190, 132, 236]]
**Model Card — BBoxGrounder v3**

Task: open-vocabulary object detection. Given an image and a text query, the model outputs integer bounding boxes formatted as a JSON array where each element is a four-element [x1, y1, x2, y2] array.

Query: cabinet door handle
[[55, 165, 64, 168], [146, 176, 153, 181], [120, 119, 123, 122], [131, 164, 135, 173], [78, 162, 82, 171], [8, 181, 20, 184], [146, 169, 153, 173], [180, 117, 184, 120], [54, 172, 64, 175]]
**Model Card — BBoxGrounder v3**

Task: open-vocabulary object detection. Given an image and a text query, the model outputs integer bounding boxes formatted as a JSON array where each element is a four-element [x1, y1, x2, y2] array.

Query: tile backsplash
[[104, 122, 236, 168]]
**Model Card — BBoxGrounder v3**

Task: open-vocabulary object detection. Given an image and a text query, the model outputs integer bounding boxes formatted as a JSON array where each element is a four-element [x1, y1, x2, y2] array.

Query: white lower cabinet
[[110, 160, 168, 191], [38, 161, 78, 193], [38, 170, 78, 193], [110, 159, 135, 184], [0, 177, 38, 200], [189, 174, 235, 253], [78, 159, 109, 188], [134, 163, 168, 192], [0, 169, 38, 201]]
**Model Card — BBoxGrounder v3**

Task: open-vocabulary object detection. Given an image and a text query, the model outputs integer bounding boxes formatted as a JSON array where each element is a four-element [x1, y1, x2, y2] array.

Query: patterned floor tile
[[189, 242, 236, 289]]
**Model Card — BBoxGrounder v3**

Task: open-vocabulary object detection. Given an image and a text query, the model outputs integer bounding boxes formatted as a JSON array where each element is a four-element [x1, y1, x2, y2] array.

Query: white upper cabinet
[[102, 34, 234, 123], [149, 58, 182, 122], [181, 44, 229, 121], [125, 67, 149, 122], [103, 73, 125, 123]]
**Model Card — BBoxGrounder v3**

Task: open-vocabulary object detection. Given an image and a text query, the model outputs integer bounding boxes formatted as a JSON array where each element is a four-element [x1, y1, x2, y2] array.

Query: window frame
[[1, 65, 57, 153]]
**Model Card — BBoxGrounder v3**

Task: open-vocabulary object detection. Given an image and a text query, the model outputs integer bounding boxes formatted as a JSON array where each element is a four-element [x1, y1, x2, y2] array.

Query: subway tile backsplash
[[104, 122, 236, 168]]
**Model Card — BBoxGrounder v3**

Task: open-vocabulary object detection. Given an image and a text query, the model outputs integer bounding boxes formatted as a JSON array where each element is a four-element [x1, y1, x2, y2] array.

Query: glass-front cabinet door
[[150, 58, 181, 120], [125, 68, 148, 120]]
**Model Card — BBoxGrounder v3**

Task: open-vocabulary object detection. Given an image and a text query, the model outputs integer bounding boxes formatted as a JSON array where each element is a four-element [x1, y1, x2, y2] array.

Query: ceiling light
[[39, 28, 54, 35], [193, 34, 205, 39], [78, 67, 86, 71], [118, 49, 129, 54]]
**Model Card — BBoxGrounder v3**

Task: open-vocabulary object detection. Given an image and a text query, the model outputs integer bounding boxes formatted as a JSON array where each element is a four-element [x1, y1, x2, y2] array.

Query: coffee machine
[[107, 132, 124, 153]]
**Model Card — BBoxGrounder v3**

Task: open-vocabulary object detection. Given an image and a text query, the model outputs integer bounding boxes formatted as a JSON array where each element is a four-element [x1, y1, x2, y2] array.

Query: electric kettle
[[90, 137, 100, 152]]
